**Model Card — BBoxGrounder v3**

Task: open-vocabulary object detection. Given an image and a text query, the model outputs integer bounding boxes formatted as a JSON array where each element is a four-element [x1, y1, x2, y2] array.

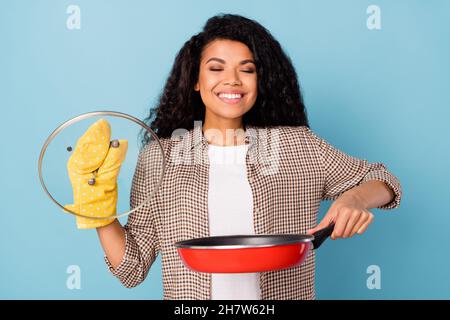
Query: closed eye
[[209, 69, 255, 73]]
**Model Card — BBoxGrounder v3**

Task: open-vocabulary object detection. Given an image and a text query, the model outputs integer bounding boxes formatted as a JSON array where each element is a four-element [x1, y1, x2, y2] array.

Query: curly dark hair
[[141, 13, 309, 145]]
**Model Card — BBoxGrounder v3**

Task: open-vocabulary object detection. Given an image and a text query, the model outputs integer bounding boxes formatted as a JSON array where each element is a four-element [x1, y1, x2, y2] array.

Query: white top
[[207, 143, 261, 300]]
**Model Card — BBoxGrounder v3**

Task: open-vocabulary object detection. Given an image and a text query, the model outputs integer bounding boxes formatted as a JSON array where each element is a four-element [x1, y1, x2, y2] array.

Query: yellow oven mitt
[[64, 119, 128, 229]]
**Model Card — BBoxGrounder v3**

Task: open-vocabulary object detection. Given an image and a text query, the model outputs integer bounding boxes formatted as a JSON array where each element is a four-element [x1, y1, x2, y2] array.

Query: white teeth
[[218, 93, 243, 99]]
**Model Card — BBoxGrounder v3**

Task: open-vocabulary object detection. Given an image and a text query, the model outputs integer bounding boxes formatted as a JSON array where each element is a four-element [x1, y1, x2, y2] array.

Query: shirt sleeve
[[304, 127, 402, 210], [104, 143, 161, 288]]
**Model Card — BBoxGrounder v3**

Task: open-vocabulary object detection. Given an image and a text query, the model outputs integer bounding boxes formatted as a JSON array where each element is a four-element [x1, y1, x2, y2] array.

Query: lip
[[216, 91, 246, 95], [215, 91, 246, 104]]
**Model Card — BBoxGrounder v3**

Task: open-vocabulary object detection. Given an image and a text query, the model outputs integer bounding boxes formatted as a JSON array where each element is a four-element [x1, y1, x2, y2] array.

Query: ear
[[194, 82, 199, 91]]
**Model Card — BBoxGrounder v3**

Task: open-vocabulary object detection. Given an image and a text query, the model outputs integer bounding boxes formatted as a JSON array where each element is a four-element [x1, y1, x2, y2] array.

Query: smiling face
[[194, 39, 258, 127]]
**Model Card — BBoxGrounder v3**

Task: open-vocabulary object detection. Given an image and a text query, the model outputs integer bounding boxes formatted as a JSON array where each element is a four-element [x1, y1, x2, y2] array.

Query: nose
[[224, 70, 242, 86], [226, 79, 242, 86]]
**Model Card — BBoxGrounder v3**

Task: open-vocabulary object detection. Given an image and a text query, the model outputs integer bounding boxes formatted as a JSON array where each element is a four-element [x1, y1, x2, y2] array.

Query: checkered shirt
[[104, 124, 402, 299]]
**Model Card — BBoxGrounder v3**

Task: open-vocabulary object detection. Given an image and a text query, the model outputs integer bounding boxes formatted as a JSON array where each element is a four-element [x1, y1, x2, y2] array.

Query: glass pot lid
[[38, 111, 165, 220]]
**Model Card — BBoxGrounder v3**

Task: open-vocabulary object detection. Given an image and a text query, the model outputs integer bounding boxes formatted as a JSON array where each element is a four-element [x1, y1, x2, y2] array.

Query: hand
[[64, 119, 128, 229], [307, 193, 374, 239]]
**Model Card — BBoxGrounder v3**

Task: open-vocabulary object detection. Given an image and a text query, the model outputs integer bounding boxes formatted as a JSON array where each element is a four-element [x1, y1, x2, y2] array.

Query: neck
[[202, 117, 246, 146]]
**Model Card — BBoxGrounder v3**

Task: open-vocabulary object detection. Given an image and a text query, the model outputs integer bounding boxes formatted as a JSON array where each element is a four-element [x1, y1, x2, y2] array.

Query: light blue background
[[1, 0, 449, 299]]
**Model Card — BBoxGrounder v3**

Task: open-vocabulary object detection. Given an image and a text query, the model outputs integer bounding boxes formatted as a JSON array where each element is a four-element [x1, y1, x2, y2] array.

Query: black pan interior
[[175, 234, 313, 248]]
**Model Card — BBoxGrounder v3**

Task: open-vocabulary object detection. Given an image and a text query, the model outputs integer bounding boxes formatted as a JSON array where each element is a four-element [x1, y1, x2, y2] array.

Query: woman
[[96, 14, 402, 300]]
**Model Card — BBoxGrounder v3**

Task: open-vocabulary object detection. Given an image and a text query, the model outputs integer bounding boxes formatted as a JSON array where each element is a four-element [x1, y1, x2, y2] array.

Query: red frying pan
[[174, 223, 335, 273]]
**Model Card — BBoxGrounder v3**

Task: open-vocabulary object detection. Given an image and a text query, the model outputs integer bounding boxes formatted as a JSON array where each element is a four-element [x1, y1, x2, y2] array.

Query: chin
[[217, 109, 247, 120]]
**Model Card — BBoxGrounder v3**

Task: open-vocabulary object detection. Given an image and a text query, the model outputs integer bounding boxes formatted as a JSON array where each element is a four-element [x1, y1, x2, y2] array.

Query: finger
[[332, 210, 351, 239], [307, 213, 335, 235], [68, 119, 111, 174], [350, 212, 371, 237], [98, 139, 128, 176], [342, 211, 362, 238], [357, 214, 374, 234]]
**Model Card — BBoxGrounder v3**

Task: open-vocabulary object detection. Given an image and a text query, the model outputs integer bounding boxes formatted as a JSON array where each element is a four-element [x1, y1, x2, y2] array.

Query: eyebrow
[[205, 57, 255, 65]]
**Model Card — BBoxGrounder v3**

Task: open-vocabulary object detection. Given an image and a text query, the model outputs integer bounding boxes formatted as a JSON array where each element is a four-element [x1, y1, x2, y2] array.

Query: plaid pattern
[[104, 123, 402, 299]]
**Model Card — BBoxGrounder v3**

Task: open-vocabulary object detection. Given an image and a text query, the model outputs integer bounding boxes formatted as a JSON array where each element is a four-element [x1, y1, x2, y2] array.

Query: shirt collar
[[189, 122, 258, 153]]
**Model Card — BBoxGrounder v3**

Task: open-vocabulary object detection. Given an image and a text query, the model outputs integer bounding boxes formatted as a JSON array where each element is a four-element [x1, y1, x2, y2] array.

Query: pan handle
[[311, 223, 335, 250]]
